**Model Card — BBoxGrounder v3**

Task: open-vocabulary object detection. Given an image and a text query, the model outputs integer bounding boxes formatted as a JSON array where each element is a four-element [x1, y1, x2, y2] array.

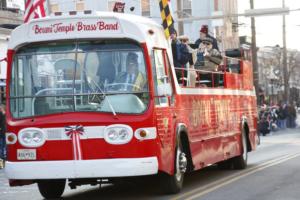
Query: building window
[[182, 0, 191, 16], [50, 3, 59, 13], [142, 0, 150, 16], [76, 0, 85, 11]]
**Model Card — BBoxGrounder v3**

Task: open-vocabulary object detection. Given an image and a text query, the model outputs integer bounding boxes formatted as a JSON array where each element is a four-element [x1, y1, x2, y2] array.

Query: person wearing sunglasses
[[197, 37, 222, 87]]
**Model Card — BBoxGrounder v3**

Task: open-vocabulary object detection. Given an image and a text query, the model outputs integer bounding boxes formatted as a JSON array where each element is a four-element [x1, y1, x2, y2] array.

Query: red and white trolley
[[4, 11, 258, 199]]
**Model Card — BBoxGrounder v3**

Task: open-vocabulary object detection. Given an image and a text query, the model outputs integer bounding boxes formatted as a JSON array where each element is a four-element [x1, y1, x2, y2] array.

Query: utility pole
[[282, 0, 289, 102], [46, 0, 51, 15], [1, 0, 7, 9], [250, 0, 259, 104], [176, 0, 184, 35]]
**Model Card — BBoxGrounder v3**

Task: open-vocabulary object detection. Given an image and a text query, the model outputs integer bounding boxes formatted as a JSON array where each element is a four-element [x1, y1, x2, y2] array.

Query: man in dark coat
[[277, 103, 288, 129], [170, 28, 182, 68], [195, 25, 219, 51]]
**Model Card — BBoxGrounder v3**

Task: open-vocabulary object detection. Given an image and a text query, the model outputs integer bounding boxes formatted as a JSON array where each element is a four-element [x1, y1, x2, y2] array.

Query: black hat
[[202, 37, 213, 44]]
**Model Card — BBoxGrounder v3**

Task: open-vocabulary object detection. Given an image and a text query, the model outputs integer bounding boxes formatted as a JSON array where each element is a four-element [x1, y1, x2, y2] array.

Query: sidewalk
[[260, 126, 300, 145]]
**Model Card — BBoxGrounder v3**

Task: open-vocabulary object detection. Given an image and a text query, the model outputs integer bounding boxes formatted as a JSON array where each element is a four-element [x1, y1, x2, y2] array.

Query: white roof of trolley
[[8, 11, 168, 50]]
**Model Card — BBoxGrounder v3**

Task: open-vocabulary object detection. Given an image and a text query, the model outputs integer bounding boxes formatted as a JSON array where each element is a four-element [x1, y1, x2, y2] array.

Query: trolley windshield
[[10, 40, 150, 118]]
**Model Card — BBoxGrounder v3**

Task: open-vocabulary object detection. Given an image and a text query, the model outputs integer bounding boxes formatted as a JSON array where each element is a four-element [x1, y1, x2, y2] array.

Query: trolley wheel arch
[[175, 123, 194, 173], [158, 123, 193, 194], [241, 118, 253, 153]]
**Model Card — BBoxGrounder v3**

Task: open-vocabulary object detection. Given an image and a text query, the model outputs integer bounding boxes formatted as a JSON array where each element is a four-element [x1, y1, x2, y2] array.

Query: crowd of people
[[170, 25, 222, 87], [258, 102, 298, 136]]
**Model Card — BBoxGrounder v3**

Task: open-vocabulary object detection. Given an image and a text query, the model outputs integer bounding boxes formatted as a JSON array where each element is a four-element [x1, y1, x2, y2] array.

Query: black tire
[[37, 179, 66, 199], [160, 137, 187, 194], [232, 128, 248, 169], [217, 159, 232, 170]]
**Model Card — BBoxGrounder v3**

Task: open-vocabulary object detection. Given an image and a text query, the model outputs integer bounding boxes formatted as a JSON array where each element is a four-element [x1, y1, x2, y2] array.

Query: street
[[1, 128, 300, 200]]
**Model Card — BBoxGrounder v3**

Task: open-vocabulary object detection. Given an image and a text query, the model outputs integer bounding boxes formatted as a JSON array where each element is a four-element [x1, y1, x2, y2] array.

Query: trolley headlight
[[18, 128, 46, 147], [107, 129, 119, 141], [119, 129, 129, 140], [21, 132, 32, 144], [32, 131, 44, 143], [104, 125, 133, 145]]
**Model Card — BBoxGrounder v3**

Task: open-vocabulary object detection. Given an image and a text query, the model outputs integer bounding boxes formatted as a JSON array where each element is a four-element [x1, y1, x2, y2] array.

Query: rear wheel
[[232, 128, 248, 169], [217, 159, 232, 170], [37, 179, 66, 199], [160, 137, 187, 194]]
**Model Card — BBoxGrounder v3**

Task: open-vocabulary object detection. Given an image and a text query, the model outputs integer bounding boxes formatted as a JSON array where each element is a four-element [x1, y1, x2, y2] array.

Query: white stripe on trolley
[[44, 126, 106, 141], [178, 87, 256, 96], [43, 126, 158, 141]]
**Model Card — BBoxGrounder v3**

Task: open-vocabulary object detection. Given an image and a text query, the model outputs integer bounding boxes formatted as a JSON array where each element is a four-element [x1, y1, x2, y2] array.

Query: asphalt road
[[1, 128, 300, 200]]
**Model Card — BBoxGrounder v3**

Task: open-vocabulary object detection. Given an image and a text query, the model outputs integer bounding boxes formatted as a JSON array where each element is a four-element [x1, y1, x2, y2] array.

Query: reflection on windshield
[[10, 41, 150, 118]]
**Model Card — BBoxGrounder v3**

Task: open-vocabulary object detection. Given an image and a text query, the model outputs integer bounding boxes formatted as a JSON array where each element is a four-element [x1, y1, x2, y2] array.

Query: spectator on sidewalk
[[270, 105, 279, 132], [0, 104, 6, 169], [277, 103, 288, 129], [287, 102, 297, 128], [258, 104, 271, 136], [259, 116, 270, 136]]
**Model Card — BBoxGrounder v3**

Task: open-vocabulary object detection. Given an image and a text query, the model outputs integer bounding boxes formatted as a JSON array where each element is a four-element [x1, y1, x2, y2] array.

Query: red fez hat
[[200, 25, 208, 34]]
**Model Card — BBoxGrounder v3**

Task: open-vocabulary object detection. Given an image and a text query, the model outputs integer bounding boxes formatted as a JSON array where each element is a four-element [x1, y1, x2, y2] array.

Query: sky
[[238, 0, 300, 50]]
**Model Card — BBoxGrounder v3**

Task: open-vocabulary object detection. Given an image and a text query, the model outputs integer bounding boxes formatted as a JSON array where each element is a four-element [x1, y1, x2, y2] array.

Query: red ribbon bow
[[65, 125, 84, 160]]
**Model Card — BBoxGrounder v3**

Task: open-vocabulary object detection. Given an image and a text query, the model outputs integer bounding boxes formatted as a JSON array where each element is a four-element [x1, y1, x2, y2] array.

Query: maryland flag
[[159, 0, 175, 38]]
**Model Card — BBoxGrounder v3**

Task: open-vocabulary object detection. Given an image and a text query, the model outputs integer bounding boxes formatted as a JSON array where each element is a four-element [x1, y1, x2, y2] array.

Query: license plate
[[17, 149, 37, 160]]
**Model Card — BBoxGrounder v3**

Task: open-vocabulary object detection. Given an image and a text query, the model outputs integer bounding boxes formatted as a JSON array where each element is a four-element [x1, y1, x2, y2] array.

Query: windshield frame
[[9, 39, 152, 119]]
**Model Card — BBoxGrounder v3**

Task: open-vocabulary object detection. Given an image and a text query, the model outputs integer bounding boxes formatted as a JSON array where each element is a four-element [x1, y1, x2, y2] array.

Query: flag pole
[[45, 0, 51, 15], [176, 0, 183, 35]]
